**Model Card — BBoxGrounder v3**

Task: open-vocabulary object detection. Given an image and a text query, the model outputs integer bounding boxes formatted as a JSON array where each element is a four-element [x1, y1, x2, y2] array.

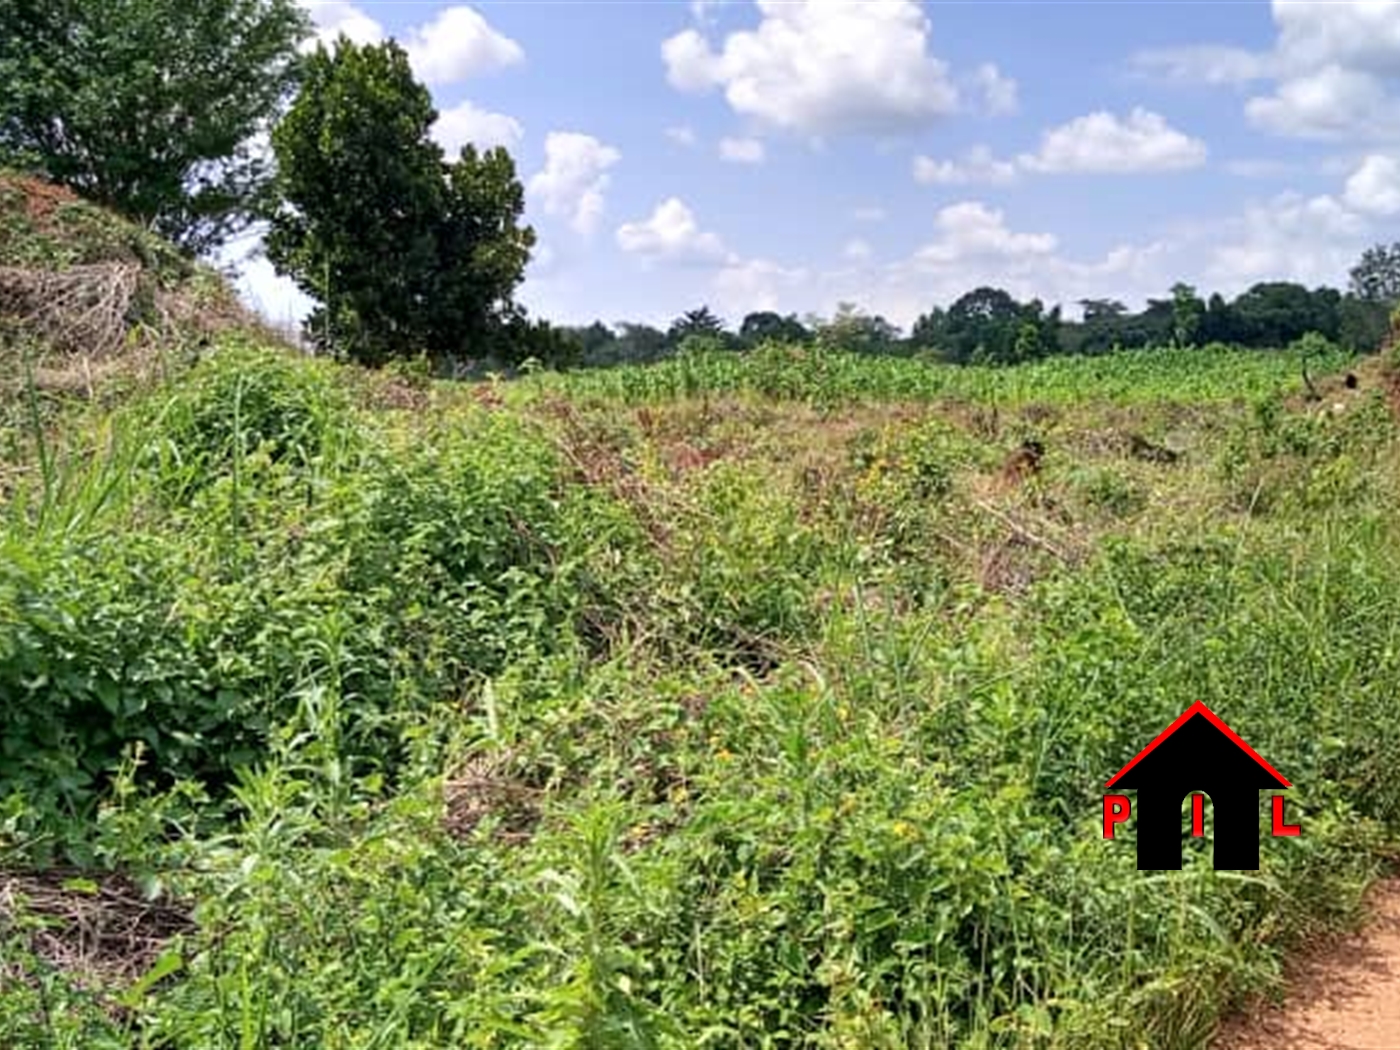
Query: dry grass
[[0, 869, 192, 996]]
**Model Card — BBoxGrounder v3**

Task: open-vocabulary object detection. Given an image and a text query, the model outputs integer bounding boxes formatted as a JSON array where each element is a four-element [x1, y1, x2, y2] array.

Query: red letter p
[[1104, 794, 1131, 838]]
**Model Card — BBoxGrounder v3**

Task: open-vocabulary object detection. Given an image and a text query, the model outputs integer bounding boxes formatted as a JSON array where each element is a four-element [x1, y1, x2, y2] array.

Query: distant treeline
[[558, 269, 1399, 371]]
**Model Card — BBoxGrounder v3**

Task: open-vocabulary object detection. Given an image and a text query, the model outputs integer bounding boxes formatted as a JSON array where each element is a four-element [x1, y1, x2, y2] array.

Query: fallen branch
[[971, 498, 1074, 563]]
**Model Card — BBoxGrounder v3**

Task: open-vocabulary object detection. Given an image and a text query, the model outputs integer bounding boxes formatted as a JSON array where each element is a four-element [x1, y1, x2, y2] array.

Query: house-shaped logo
[[1103, 701, 1300, 870]]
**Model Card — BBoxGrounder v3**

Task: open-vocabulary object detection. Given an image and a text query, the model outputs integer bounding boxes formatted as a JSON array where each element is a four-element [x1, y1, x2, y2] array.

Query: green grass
[[1, 337, 1397, 1048]]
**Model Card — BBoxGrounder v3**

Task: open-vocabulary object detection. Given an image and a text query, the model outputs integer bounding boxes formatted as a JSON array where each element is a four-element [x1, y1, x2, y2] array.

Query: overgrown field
[[3, 337, 1400, 1049]]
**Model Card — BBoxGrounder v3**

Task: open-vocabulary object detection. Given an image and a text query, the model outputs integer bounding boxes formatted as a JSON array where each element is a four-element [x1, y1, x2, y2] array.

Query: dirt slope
[[1214, 881, 1400, 1050]]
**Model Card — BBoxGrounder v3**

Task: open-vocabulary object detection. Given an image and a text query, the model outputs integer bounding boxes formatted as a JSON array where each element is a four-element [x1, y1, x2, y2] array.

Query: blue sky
[[226, 1, 1400, 332]]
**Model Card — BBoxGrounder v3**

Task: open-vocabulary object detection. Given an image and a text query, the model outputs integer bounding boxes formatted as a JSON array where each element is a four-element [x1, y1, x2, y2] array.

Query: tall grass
[[1, 338, 1396, 1048]]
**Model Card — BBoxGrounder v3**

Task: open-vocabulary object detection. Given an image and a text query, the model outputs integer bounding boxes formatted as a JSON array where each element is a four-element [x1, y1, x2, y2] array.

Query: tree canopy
[[0, 0, 310, 255], [265, 36, 537, 367]]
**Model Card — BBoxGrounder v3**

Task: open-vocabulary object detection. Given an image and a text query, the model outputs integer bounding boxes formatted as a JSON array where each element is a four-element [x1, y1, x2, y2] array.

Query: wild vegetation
[[7, 6, 1400, 1047], [4, 199, 1400, 1043]]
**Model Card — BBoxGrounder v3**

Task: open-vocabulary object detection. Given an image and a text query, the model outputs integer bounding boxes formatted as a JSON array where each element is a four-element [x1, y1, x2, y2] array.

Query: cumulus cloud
[[719, 136, 766, 163], [1020, 108, 1207, 174], [1205, 190, 1369, 291], [714, 257, 811, 314], [1271, 1, 1400, 78], [528, 132, 622, 235], [971, 63, 1018, 115], [1139, 2, 1400, 142], [616, 198, 730, 265], [1245, 64, 1399, 139], [913, 202, 1057, 264], [402, 5, 524, 86], [433, 101, 523, 154], [300, 0, 383, 49], [701, 204, 1181, 331], [661, 0, 962, 135], [1344, 154, 1400, 215], [913, 145, 1018, 185]]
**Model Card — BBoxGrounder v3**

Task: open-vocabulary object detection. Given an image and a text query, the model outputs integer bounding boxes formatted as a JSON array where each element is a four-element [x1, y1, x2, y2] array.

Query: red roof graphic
[[1105, 701, 1291, 789]]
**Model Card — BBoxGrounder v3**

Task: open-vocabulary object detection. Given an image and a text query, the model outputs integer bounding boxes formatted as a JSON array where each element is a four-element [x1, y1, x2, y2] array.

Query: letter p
[[1103, 794, 1131, 838]]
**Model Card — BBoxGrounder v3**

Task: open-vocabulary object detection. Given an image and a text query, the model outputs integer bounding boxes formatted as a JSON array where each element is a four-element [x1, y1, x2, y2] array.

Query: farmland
[[3, 332, 1399, 1048]]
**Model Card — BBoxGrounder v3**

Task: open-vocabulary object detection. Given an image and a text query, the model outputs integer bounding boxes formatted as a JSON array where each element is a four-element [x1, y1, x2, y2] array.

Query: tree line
[[3, 0, 1397, 373], [564, 271, 1396, 370]]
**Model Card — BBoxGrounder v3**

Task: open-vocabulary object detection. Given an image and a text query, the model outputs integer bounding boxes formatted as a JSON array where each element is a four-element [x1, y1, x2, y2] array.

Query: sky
[[224, 0, 1400, 333]]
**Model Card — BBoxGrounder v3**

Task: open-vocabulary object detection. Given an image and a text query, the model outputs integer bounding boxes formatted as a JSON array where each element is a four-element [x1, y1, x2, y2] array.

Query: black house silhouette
[[1106, 701, 1290, 870]]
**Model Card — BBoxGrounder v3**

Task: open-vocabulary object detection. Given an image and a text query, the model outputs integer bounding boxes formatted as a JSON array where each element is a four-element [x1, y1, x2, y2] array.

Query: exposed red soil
[[1214, 880, 1400, 1050]]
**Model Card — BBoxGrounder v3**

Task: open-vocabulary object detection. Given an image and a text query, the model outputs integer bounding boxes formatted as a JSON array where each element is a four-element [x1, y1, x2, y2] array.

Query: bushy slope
[[0, 171, 248, 397], [3, 338, 1400, 1049]]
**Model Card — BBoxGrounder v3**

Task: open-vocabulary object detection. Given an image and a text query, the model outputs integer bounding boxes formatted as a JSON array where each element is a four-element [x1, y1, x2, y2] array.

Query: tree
[[943, 287, 1026, 364], [563, 321, 619, 365], [1199, 292, 1235, 345], [668, 307, 728, 347], [1349, 243, 1400, 305], [614, 323, 669, 363], [0, 0, 310, 254], [266, 37, 536, 367], [1229, 282, 1336, 348], [1170, 282, 1205, 348], [814, 302, 901, 354], [739, 311, 810, 346], [909, 306, 947, 351], [1339, 294, 1391, 353], [1078, 299, 1128, 324]]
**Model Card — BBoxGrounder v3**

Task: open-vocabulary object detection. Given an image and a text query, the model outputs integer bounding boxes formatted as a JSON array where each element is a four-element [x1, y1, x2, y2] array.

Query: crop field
[[3, 337, 1400, 1048]]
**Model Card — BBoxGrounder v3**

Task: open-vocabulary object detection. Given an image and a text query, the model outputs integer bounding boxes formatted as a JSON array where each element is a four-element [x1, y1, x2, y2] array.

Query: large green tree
[[266, 37, 536, 367], [0, 0, 309, 255], [1349, 243, 1400, 305]]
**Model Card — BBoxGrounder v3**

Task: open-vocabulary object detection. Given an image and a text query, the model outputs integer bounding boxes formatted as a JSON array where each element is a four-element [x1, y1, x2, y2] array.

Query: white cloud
[[972, 63, 1018, 115], [714, 257, 810, 314], [913, 202, 1057, 264], [913, 144, 1018, 185], [1344, 154, 1400, 215], [852, 205, 886, 222], [403, 5, 524, 87], [1205, 190, 1369, 291], [616, 198, 729, 265], [1246, 64, 1398, 139], [300, 1, 383, 49], [1146, 3, 1400, 142], [433, 101, 523, 154], [1130, 44, 1274, 85], [843, 238, 873, 262], [1271, 1, 1400, 79], [666, 125, 699, 147], [690, 0, 733, 22], [528, 132, 622, 236], [1021, 108, 1207, 174], [719, 136, 766, 163], [661, 0, 962, 136]]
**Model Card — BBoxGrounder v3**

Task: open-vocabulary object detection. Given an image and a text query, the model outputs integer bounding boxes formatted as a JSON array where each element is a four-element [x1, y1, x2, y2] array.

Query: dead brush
[[444, 749, 541, 845], [0, 262, 142, 359], [0, 868, 193, 1009]]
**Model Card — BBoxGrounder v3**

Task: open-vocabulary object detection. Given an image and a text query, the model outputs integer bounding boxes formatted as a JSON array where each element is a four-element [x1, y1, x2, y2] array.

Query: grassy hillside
[[3, 326, 1400, 1047]]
